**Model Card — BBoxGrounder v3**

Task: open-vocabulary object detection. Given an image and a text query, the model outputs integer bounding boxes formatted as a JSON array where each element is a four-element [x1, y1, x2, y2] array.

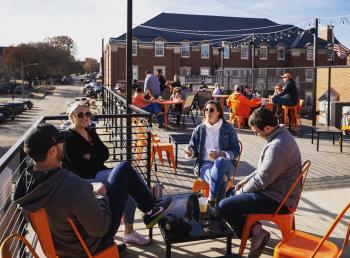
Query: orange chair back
[[28, 209, 57, 258], [0, 234, 40, 258]]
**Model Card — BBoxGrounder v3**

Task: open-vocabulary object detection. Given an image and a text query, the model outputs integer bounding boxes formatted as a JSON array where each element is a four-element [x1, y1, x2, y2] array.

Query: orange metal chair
[[28, 208, 119, 258], [151, 138, 176, 174], [238, 160, 311, 256], [0, 233, 40, 258], [192, 141, 243, 196], [282, 100, 302, 131], [273, 202, 350, 258]]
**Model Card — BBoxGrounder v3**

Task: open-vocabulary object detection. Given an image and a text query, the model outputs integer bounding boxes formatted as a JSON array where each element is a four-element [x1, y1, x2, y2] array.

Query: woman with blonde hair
[[62, 102, 151, 246]]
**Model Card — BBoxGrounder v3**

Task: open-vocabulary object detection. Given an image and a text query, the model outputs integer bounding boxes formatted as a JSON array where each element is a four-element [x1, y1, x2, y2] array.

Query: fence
[[0, 87, 153, 256]]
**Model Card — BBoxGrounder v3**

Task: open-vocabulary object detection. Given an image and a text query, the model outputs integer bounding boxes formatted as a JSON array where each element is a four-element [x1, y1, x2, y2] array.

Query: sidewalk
[[115, 187, 350, 257]]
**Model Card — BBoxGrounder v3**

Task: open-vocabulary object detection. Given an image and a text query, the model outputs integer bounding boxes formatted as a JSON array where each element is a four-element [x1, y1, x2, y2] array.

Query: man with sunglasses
[[14, 123, 172, 257], [218, 108, 301, 258]]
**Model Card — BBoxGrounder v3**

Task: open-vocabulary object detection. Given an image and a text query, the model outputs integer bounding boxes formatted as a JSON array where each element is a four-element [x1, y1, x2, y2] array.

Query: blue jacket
[[188, 120, 240, 175]]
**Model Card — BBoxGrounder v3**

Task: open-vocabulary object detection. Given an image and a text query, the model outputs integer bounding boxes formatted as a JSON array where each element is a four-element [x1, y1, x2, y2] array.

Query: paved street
[[0, 85, 82, 157]]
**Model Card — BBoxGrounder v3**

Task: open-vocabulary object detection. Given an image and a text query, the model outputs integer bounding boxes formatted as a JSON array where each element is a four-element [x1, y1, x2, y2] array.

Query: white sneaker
[[123, 231, 151, 246]]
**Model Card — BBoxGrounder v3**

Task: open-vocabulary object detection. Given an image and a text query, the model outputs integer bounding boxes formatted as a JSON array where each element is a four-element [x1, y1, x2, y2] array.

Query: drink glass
[[198, 197, 208, 213], [208, 148, 217, 161]]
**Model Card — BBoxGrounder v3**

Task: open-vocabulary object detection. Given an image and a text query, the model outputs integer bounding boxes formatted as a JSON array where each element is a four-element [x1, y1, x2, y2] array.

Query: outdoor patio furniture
[[282, 104, 300, 131], [311, 126, 343, 152], [1, 234, 39, 258], [152, 139, 177, 174], [158, 193, 235, 258], [177, 93, 197, 127], [168, 133, 192, 168], [238, 160, 311, 256], [28, 208, 119, 258], [192, 141, 242, 197], [273, 202, 350, 258]]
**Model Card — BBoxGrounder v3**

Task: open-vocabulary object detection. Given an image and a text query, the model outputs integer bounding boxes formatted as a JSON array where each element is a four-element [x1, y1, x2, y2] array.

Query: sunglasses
[[75, 112, 92, 118], [205, 108, 216, 113]]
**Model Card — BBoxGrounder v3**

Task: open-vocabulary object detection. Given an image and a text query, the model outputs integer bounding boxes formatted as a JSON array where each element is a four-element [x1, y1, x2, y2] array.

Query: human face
[[275, 86, 282, 93], [204, 103, 220, 125], [250, 125, 268, 138], [72, 106, 91, 129]]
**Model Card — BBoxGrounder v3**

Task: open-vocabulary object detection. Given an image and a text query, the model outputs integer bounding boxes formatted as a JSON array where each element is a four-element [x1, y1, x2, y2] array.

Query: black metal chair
[[195, 90, 213, 117], [173, 93, 197, 127]]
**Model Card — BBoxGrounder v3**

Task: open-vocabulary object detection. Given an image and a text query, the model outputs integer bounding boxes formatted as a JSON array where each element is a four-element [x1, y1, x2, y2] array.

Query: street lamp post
[[218, 41, 226, 90], [21, 62, 38, 99]]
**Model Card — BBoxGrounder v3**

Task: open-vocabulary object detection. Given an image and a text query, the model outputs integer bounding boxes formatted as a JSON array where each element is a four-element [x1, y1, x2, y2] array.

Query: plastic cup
[[198, 197, 208, 213], [91, 182, 103, 192]]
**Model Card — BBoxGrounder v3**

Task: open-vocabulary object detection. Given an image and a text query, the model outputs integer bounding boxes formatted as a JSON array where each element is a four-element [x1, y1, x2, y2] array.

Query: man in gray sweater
[[218, 107, 301, 258], [14, 123, 172, 258]]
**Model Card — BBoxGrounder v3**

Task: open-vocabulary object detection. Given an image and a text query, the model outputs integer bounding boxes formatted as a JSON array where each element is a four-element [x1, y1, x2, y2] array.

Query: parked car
[[0, 112, 6, 123], [0, 105, 17, 120], [6, 102, 26, 114], [14, 99, 33, 109]]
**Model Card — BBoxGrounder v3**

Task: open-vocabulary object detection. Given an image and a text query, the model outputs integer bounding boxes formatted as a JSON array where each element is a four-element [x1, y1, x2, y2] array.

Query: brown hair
[[202, 100, 224, 121]]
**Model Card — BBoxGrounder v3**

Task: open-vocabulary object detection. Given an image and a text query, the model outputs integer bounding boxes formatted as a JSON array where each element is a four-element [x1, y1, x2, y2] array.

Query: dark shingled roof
[[111, 13, 334, 49]]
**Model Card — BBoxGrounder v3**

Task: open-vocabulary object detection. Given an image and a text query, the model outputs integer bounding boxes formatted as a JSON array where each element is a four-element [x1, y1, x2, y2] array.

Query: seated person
[[132, 87, 164, 128], [243, 86, 254, 99], [144, 88, 155, 100], [62, 102, 150, 245], [171, 74, 182, 88], [14, 123, 172, 257], [161, 81, 173, 100], [272, 73, 299, 107], [274, 84, 283, 95], [218, 108, 301, 257], [227, 85, 259, 124], [170, 87, 183, 125], [185, 100, 240, 207]]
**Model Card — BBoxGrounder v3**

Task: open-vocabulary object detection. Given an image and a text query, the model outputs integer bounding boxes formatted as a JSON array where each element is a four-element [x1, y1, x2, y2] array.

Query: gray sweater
[[242, 126, 302, 208], [14, 166, 111, 258]]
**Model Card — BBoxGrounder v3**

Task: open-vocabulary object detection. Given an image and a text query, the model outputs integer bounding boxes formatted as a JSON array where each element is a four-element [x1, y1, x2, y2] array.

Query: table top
[[157, 100, 184, 105], [312, 126, 342, 133], [212, 95, 230, 98], [169, 133, 192, 144], [158, 193, 234, 244]]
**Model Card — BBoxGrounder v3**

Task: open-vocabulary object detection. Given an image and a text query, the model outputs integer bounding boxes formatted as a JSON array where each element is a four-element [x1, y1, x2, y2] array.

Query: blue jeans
[[93, 169, 136, 224], [217, 189, 290, 238], [95, 162, 154, 251], [272, 95, 295, 106], [142, 103, 164, 127], [199, 157, 234, 201]]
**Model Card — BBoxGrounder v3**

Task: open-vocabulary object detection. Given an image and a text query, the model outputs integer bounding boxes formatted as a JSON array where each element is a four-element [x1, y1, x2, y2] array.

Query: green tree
[[83, 58, 99, 73], [44, 36, 77, 55]]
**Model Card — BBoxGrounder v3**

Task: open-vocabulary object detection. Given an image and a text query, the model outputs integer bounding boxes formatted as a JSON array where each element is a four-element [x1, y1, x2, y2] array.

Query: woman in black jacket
[[62, 102, 151, 246]]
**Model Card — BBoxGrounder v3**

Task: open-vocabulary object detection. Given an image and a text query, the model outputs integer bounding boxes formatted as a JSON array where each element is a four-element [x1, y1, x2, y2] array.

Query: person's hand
[[184, 146, 193, 157], [209, 151, 226, 160], [235, 179, 246, 192], [94, 184, 107, 196], [83, 153, 91, 160]]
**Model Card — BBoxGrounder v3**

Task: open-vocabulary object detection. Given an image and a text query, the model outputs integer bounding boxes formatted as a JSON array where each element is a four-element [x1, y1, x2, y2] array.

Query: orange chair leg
[[239, 216, 256, 256], [192, 178, 210, 197]]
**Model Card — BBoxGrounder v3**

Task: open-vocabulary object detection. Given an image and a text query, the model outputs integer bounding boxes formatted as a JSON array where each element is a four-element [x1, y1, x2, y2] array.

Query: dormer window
[[277, 46, 285, 60]]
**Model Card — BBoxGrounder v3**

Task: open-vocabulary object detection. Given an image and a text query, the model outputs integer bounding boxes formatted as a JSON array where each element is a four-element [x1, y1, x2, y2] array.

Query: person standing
[[184, 100, 240, 207], [218, 107, 302, 258], [144, 70, 161, 98], [157, 69, 166, 93]]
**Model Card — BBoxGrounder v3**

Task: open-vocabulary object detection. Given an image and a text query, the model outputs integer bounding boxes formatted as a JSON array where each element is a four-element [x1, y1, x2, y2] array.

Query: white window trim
[[305, 69, 314, 82], [132, 40, 137, 56], [241, 45, 249, 60], [153, 66, 166, 78], [223, 46, 230, 59], [200, 67, 211, 76], [132, 65, 138, 80], [181, 43, 190, 58], [201, 44, 210, 59], [277, 46, 285, 60], [180, 66, 191, 76], [259, 45, 268, 60], [306, 46, 313, 61], [155, 41, 164, 57]]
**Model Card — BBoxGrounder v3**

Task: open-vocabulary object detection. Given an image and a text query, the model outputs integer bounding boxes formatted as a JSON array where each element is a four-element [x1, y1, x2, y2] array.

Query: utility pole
[[221, 41, 224, 89], [312, 18, 318, 126], [251, 34, 255, 91]]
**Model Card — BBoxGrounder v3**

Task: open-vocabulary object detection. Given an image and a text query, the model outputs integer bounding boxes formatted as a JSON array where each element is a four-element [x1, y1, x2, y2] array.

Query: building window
[[181, 42, 190, 58], [259, 45, 268, 60], [180, 67, 191, 76], [277, 46, 285, 60], [306, 46, 313, 61], [201, 44, 210, 59], [132, 66, 138, 80], [153, 66, 165, 77], [327, 46, 334, 61], [155, 41, 164, 57], [305, 69, 314, 81], [241, 45, 249, 60], [132, 40, 137, 56], [200, 67, 211, 76], [223, 46, 230, 59], [305, 91, 312, 108]]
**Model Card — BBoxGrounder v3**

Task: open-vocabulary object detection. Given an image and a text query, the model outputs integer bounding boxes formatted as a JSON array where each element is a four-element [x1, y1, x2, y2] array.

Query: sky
[[1, 0, 349, 60]]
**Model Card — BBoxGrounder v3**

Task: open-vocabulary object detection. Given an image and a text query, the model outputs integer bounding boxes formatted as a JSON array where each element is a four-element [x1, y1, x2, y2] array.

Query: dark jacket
[[14, 166, 111, 258], [158, 75, 166, 92], [62, 128, 109, 179], [188, 120, 240, 175], [276, 79, 299, 106]]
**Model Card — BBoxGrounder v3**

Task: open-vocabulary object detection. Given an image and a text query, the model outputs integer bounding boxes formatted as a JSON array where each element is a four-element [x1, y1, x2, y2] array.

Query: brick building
[[104, 13, 346, 87]]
